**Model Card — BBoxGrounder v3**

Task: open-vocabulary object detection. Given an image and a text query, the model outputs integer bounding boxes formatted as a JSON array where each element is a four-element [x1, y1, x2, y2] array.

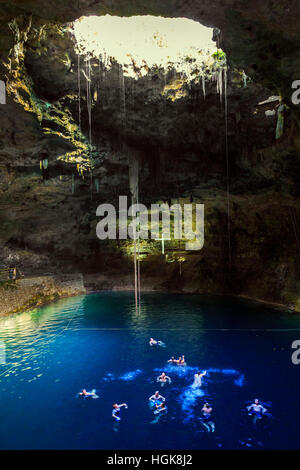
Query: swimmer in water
[[154, 402, 167, 413], [157, 372, 172, 387], [167, 356, 186, 365], [201, 403, 215, 432], [151, 401, 168, 422], [178, 355, 186, 365], [149, 391, 165, 403], [193, 370, 207, 387], [167, 356, 178, 364], [78, 388, 98, 398], [112, 403, 128, 421], [149, 338, 165, 347], [247, 399, 267, 424]]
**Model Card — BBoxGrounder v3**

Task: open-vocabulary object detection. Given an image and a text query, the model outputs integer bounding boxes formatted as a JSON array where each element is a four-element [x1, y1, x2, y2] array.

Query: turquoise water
[[0, 292, 299, 450]]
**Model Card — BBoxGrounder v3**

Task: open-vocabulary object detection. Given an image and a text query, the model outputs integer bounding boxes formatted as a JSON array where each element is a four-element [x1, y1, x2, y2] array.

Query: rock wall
[[84, 250, 300, 313], [0, 273, 86, 316], [0, 1, 298, 313]]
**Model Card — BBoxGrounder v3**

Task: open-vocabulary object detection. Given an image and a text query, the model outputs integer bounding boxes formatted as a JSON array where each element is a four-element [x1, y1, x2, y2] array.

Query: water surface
[[0, 292, 299, 450]]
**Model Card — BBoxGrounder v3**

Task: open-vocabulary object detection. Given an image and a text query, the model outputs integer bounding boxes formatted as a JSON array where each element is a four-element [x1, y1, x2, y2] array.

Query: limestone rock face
[[0, 274, 86, 316], [0, 1, 299, 310]]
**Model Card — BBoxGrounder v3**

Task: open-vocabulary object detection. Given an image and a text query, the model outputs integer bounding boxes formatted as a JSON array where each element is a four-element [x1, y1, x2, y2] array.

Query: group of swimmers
[[78, 337, 268, 430], [149, 390, 167, 414], [150, 339, 216, 430], [78, 391, 129, 422], [150, 338, 269, 430], [168, 355, 186, 366]]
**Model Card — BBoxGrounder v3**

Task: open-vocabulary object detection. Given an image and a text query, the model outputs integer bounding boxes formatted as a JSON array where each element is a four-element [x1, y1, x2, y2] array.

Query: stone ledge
[[0, 274, 86, 317]]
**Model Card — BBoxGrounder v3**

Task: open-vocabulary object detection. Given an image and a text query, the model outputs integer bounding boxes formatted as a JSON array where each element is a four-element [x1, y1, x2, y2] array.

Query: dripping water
[[86, 56, 92, 146], [242, 70, 247, 88], [129, 155, 141, 315], [218, 68, 223, 105], [202, 74, 206, 99], [77, 54, 81, 128], [224, 67, 231, 267], [137, 192, 141, 313], [119, 64, 126, 141], [83, 56, 93, 198]]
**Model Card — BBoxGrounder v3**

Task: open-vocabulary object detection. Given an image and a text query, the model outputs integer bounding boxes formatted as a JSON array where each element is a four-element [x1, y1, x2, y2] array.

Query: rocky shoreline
[[0, 270, 298, 318], [0, 274, 86, 317]]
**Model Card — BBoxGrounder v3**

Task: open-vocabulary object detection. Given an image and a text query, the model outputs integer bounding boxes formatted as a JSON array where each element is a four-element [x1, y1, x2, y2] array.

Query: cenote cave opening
[[0, 2, 299, 454]]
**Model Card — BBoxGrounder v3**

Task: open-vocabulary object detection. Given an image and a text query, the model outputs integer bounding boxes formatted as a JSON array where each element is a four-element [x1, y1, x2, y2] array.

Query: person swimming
[[167, 356, 186, 365], [157, 372, 171, 386], [201, 402, 215, 432], [149, 391, 165, 403], [193, 370, 207, 387], [247, 399, 267, 424], [78, 388, 98, 398], [167, 356, 177, 364], [154, 402, 167, 414], [112, 403, 128, 421], [149, 338, 165, 347], [178, 355, 186, 366]]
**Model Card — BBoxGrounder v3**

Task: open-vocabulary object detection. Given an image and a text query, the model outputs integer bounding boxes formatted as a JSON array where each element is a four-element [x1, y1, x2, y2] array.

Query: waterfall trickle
[[77, 54, 81, 129], [137, 192, 141, 311], [202, 75, 206, 99], [83, 55, 94, 195], [217, 68, 223, 105], [86, 56, 92, 146], [119, 64, 126, 142], [129, 154, 141, 315], [224, 67, 231, 267], [213, 51, 231, 267], [276, 102, 285, 140]]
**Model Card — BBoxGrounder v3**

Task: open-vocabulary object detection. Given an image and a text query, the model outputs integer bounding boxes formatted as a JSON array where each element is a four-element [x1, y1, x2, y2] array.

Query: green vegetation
[[5, 18, 97, 174], [212, 49, 226, 61]]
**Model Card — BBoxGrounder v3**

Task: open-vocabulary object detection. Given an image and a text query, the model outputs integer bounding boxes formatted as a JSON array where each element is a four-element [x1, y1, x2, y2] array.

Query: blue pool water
[[0, 292, 299, 450]]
